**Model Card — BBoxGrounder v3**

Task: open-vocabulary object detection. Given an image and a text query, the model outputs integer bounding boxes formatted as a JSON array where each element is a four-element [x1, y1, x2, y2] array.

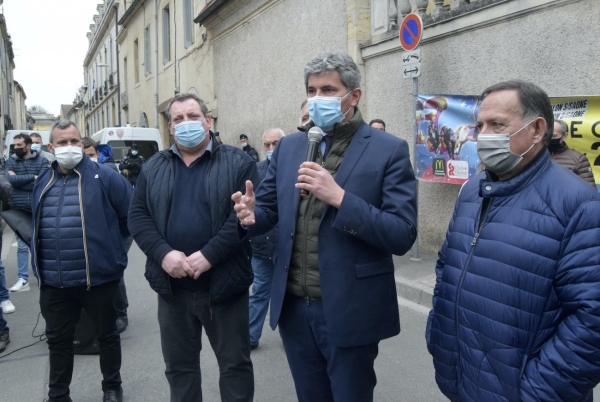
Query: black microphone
[[300, 126, 324, 198]]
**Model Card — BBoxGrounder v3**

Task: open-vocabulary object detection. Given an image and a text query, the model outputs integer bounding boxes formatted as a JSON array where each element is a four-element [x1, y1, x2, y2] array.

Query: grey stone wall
[[364, 0, 600, 254], [212, 0, 348, 152]]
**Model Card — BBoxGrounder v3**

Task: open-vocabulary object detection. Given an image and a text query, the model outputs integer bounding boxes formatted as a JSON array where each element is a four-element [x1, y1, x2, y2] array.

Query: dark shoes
[[250, 342, 259, 351], [44, 397, 73, 402], [0, 330, 9, 353], [103, 386, 123, 402], [116, 317, 128, 333]]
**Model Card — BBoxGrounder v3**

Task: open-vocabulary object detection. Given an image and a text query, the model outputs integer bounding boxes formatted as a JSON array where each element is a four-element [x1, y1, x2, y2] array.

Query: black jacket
[[119, 152, 145, 186], [244, 146, 259, 162], [128, 138, 259, 304], [250, 159, 278, 260]]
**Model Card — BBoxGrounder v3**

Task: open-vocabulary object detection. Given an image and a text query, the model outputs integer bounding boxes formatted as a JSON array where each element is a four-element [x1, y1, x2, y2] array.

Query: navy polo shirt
[[166, 142, 213, 291]]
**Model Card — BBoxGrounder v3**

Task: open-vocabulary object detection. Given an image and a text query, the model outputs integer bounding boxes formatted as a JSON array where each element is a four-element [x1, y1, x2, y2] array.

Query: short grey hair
[[166, 93, 209, 121], [481, 80, 554, 145], [49, 120, 80, 144], [304, 52, 361, 92], [555, 119, 568, 137], [262, 128, 285, 141]]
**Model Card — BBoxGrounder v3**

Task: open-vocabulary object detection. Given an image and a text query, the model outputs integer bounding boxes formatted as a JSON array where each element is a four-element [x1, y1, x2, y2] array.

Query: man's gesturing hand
[[295, 162, 345, 208], [186, 251, 212, 280], [232, 180, 256, 226], [161, 250, 196, 278]]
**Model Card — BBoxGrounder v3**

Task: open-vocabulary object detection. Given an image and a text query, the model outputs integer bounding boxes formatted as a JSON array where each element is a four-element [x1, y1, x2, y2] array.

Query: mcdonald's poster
[[415, 94, 600, 188], [415, 95, 480, 184]]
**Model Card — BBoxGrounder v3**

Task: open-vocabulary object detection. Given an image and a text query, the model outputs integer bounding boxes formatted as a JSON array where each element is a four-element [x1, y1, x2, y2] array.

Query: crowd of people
[[0, 50, 600, 402]]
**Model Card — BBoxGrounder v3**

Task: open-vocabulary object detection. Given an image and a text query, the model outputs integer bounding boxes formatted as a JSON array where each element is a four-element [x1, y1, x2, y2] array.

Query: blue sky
[[4, 0, 100, 116]]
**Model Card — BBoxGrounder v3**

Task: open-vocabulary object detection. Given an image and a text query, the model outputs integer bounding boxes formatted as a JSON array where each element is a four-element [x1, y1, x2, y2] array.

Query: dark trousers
[[40, 281, 122, 401], [115, 277, 129, 318], [278, 293, 379, 402], [0, 308, 6, 333], [158, 287, 254, 402], [115, 236, 133, 319]]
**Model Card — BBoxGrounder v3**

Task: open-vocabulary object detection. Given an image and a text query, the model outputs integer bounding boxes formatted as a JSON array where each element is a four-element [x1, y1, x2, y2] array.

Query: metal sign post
[[400, 14, 423, 261]]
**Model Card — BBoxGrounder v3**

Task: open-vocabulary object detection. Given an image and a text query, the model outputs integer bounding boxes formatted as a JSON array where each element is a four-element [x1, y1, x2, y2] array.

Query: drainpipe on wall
[[153, 0, 159, 129], [115, 3, 122, 126]]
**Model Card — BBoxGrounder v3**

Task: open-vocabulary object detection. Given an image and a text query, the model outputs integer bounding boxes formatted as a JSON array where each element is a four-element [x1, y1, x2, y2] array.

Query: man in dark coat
[[32, 120, 132, 402], [128, 93, 258, 402], [5, 133, 50, 293], [239, 134, 259, 162], [549, 118, 596, 187], [427, 80, 600, 402], [233, 52, 417, 402], [119, 143, 145, 186]]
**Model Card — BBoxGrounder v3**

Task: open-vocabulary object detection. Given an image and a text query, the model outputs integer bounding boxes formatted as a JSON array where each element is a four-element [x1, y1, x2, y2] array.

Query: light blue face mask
[[307, 92, 352, 131], [174, 120, 206, 148], [266, 151, 273, 160], [31, 144, 41, 153]]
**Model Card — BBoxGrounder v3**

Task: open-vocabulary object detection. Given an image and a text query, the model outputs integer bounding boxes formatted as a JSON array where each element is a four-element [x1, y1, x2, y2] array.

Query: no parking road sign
[[399, 13, 423, 51]]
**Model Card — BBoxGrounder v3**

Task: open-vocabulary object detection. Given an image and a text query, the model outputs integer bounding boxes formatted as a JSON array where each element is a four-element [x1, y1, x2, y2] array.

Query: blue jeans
[[248, 256, 274, 345], [0, 237, 7, 302], [16, 236, 29, 281]]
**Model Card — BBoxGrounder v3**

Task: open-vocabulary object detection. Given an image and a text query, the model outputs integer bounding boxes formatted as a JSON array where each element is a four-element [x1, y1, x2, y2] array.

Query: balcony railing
[[121, 91, 128, 110]]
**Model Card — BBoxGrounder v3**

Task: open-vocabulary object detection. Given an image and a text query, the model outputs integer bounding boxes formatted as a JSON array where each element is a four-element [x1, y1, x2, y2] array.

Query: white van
[[3, 130, 51, 160], [91, 127, 163, 164]]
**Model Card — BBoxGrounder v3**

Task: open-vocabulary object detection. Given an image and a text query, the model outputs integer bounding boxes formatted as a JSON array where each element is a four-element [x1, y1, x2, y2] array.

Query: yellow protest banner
[[551, 96, 600, 185]]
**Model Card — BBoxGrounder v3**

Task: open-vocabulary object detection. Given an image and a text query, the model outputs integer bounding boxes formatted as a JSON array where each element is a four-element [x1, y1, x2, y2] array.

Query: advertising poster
[[415, 95, 481, 184], [415, 94, 600, 187], [550, 96, 600, 186]]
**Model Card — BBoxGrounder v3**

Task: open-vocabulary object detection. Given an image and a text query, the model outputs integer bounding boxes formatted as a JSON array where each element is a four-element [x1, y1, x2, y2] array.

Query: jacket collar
[[479, 149, 551, 198]]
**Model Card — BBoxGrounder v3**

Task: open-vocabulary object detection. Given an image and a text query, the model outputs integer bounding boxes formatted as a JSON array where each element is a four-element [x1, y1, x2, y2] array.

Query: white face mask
[[54, 145, 83, 170], [476, 119, 535, 175], [90, 157, 98, 163]]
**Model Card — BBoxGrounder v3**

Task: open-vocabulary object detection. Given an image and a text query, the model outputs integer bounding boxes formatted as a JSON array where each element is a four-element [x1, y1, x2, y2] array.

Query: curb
[[395, 275, 434, 309]]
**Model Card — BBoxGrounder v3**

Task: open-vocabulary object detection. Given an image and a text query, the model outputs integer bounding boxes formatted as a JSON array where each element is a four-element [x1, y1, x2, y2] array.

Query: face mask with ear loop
[[476, 119, 536, 175], [307, 91, 353, 131]]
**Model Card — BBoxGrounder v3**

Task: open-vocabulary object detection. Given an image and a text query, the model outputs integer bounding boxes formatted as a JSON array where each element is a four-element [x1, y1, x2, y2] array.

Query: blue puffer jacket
[[31, 156, 133, 289], [5, 151, 50, 209], [427, 150, 600, 402]]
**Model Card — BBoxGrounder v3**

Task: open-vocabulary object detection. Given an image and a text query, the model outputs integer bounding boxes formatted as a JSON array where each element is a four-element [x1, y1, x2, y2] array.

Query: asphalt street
[[0, 228, 441, 401]]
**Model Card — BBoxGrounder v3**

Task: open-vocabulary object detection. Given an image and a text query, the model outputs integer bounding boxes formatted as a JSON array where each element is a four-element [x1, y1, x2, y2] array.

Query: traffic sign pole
[[399, 13, 423, 261], [411, 74, 421, 262]]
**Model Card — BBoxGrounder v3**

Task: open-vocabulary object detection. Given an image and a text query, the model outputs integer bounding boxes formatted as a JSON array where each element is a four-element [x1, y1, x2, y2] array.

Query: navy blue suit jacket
[[249, 121, 417, 348]]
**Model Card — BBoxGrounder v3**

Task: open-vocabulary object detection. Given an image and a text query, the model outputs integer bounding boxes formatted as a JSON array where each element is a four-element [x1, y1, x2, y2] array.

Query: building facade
[[0, 5, 24, 142], [81, 0, 597, 254], [193, 0, 598, 254], [13, 80, 26, 130], [116, 0, 213, 147], [83, 0, 122, 137]]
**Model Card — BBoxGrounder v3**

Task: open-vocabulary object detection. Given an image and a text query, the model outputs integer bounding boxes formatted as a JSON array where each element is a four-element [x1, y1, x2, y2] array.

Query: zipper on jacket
[[74, 169, 91, 290], [454, 197, 492, 369], [470, 197, 491, 246], [56, 175, 68, 288], [32, 171, 55, 287], [301, 199, 311, 303]]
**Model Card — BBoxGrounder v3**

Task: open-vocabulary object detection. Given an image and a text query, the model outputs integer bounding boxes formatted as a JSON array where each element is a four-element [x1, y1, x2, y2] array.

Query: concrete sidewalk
[[393, 251, 438, 309]]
